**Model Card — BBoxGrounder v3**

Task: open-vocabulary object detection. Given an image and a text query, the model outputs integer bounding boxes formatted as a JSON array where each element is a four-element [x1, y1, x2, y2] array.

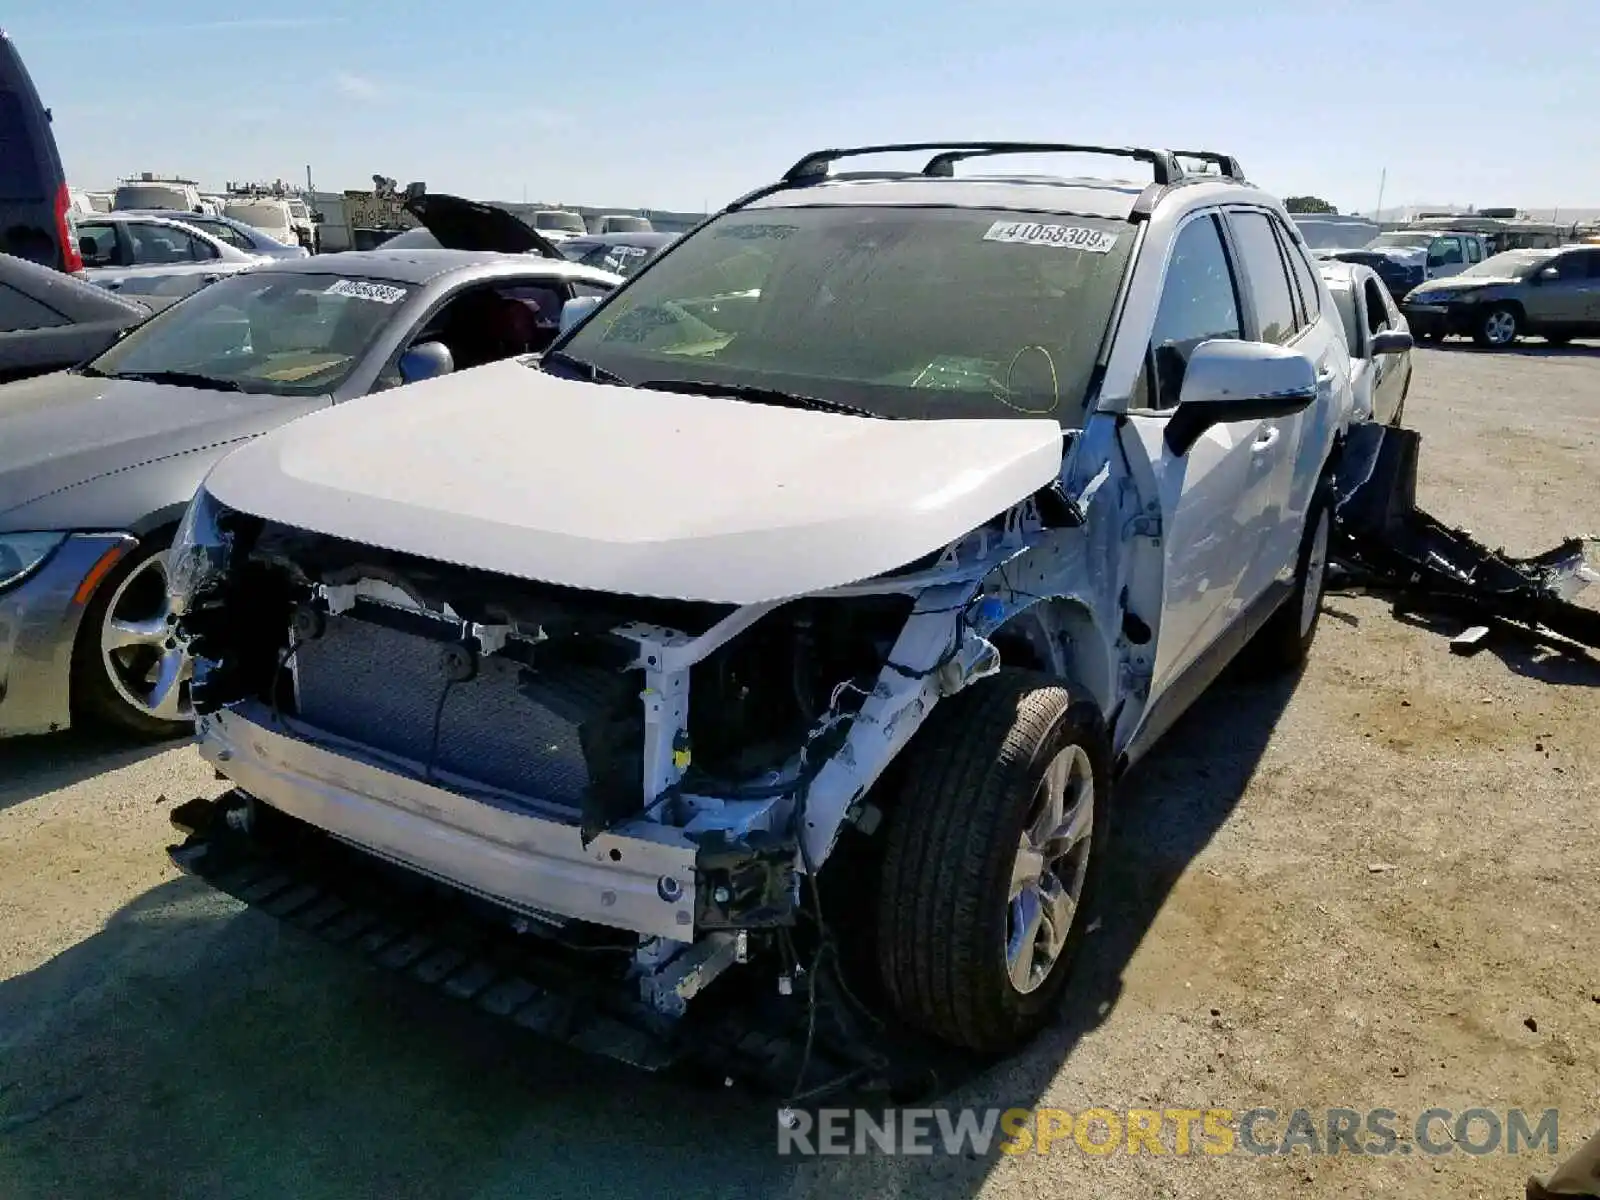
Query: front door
[[1364, 275, 1409, 424], [1116, 211, 1266, 698], [1523, 250, 1592, 329], [1426, 235, 1467, 280]]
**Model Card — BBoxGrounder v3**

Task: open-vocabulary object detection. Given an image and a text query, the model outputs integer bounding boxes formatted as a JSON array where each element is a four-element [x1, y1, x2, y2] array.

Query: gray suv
[[1401, 245, 1600, 347]]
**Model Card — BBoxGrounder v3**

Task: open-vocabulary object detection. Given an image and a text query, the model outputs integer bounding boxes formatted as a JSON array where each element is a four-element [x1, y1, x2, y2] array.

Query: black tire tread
[[877, 669, 1103, 1051]]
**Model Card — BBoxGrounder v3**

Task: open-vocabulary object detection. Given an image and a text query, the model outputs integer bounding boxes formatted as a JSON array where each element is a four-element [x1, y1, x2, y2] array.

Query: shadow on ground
[[1424, 339, 1600, 359], [0, 670, 1298, 1200], [0, 728, 179, 815]]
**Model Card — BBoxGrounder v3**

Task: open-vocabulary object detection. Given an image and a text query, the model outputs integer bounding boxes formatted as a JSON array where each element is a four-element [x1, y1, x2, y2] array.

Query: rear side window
[[0, 89, 47, 201], [1228, 210, 1298, 344], [1276, 221, 1322, 325], [0, 281, 65, 331]]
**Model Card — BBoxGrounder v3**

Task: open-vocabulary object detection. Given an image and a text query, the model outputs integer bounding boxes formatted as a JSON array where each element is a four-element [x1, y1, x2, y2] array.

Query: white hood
[[203, 361, 1067, 604]]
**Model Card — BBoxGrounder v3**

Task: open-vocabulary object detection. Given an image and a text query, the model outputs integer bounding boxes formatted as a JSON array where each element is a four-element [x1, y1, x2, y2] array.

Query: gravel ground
[[2, 343, 1597, 1200]]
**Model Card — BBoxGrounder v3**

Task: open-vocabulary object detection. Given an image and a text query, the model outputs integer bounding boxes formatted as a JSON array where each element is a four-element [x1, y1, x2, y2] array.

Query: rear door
[[1222, 207, 1331, 605], [1577, 250, 1600, 329], [0, 33, 74, 272]]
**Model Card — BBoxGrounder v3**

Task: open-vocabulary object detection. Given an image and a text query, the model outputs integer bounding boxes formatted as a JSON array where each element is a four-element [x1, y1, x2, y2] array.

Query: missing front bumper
[[196, 703, 699, 941]]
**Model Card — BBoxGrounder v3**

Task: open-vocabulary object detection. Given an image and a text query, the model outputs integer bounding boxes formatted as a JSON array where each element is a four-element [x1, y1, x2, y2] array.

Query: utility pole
[[1374, 167, 1387, 223]]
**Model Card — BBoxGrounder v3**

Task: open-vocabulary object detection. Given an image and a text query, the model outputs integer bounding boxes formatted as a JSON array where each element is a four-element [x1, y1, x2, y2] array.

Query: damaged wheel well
[[989, 600, 1114, 717]]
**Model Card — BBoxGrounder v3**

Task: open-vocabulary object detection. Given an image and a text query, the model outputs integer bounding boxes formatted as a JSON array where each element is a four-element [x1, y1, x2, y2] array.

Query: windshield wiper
[[108, 370, 244, 392], [541, 349, 626, 384], [635, 378, 884, 418]]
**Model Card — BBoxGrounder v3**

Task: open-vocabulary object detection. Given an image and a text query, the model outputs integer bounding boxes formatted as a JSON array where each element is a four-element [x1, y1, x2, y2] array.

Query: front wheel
[[70, 534, 193, 738], [875, 669, 1111, 1053], [1473, 304, 1520, 348]]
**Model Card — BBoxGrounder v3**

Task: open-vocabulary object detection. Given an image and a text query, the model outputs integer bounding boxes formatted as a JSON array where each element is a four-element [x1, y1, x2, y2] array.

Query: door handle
[[1252, 426, 1281, 452]]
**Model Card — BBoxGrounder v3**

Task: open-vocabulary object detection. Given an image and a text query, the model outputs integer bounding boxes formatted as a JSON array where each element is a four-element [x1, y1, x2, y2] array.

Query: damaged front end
[[166, 481, 1081, 1069]]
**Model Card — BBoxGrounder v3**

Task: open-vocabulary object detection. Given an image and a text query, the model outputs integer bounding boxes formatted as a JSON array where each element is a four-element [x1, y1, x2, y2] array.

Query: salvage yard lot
[[2, 345, 1597, 1200]]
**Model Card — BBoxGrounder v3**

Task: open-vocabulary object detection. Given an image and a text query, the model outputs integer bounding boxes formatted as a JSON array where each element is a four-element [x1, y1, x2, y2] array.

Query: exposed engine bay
[[168, 485, 1091, 1034]]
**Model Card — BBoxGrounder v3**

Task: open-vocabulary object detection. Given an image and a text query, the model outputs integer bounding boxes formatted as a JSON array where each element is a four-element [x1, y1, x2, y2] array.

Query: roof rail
[[781, 141, 1183, 187], [1170, 150, 1246, 181]]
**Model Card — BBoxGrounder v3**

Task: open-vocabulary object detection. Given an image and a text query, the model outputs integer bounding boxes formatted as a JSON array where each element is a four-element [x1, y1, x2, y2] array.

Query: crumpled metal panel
[[294, 613, 600, 807]]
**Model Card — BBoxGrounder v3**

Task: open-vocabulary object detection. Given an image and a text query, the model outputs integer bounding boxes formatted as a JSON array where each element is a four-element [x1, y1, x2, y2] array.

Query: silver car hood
[[203, 360, 1067, 604]]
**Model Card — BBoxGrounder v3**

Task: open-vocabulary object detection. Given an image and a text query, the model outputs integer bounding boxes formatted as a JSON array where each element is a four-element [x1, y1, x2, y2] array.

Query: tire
[[70, 532, 192, 739], [1247, 474, 1334, 676], [1472, 304, 1520, 349], [875, 668, 1111, 1053]]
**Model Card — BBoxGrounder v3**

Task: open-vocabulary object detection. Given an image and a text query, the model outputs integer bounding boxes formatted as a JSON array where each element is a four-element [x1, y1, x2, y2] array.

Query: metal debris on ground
[[1331, 423, 1600, 653]]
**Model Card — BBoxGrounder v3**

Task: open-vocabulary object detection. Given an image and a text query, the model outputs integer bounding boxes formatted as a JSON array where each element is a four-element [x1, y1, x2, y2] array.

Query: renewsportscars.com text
[[776, 1106, 1562, 1158]]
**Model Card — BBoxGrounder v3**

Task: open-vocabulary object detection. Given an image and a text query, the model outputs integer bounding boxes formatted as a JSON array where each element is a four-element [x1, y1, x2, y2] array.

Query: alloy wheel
[[1006, 744, 1095, 994], [99, 551, 193, 723]]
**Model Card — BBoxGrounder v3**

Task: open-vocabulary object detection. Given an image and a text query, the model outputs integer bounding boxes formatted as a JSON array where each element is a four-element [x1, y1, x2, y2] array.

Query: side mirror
[[1368, 329, 1413, 356], [559, 294, 604, 333], [1538, 266, 1560, 282], [311, 211, 326, 224], [1164, 340, 1318, 456], [398, 341, 454, 384]]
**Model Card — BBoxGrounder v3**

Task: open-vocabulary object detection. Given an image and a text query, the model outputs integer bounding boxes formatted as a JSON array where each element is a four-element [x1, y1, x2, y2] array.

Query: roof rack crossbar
[[921, 143, 1180, 186], [782, 143, 1005, 182], [1169, 150, 1245, 181], [781, 141, 1183, 187]]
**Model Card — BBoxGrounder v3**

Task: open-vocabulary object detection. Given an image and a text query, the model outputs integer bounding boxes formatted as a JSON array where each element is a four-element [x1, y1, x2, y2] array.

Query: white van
[[222, 198, 296, 245], [112, 179, 202, 212]]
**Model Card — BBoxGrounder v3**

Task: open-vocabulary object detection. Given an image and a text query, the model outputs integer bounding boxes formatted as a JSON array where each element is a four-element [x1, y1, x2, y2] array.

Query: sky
[[7, 0, 1599, 215]]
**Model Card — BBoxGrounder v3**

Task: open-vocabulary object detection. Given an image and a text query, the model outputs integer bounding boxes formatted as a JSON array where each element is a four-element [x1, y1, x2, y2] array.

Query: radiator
[[292, 608, 638, 817]]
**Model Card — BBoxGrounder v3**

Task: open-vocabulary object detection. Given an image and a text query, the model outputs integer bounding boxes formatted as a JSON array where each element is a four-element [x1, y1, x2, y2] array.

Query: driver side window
[[1136, 214, 1243, 410], [1362, 277, 1392, 338]]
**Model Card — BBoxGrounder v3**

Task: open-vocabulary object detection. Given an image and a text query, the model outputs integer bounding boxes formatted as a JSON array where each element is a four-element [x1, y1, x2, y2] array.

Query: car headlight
[[168, 487, 231, 618], [0, 532, 67, 591]]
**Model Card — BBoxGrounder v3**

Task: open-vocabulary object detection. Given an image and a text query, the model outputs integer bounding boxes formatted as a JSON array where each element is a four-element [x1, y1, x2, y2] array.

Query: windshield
[[1367, 232, 1433, 249], [534, 211, 586, 234], [224, 202, 292, 235], [1461, 251, 1546, 278], [555, 206, 1135, 422], [86, 270, 410, 395], [1294, 221, 1376, 251], [567, 241, 659, 276], [182, 215, 257, 250], [114, 185, 192, 210]]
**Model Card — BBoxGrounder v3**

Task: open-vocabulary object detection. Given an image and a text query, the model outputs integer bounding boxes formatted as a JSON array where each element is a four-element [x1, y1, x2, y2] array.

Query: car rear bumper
[[196, 702, 701, 941], [0, 532, 137, 736]]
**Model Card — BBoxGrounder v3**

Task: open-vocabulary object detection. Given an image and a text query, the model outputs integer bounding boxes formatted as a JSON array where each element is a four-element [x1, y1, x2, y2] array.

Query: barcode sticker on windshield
[[983, 221, 1119, 253], [325, 279, 407, 304]]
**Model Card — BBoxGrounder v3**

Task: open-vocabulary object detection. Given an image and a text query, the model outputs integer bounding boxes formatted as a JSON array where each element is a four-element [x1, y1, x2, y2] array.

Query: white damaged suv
[[168, 142, 1354, 1058]]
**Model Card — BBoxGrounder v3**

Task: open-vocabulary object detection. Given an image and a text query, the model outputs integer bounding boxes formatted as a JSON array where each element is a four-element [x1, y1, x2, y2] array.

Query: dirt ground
[[2, 343, 1597, 1200]]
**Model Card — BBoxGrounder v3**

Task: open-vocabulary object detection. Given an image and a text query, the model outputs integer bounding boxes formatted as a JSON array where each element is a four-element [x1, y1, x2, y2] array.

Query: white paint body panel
[[202, 359, 1067, 604]]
